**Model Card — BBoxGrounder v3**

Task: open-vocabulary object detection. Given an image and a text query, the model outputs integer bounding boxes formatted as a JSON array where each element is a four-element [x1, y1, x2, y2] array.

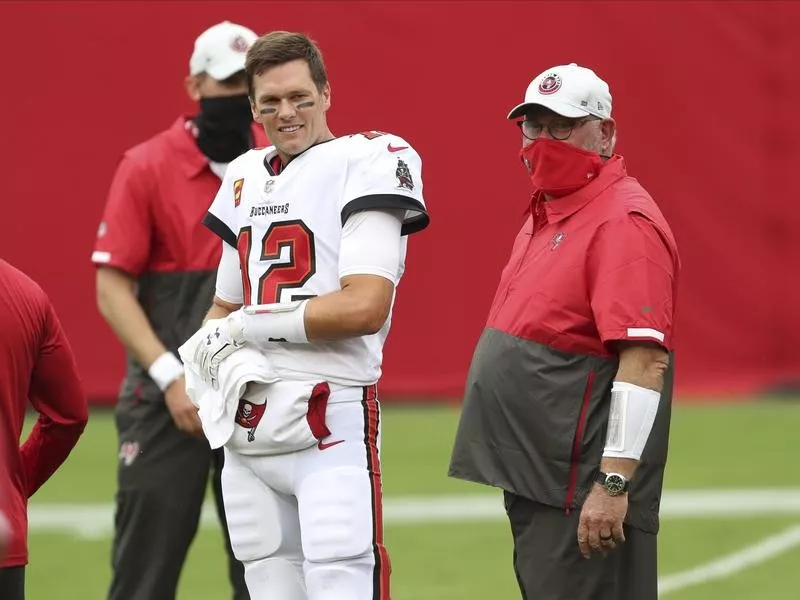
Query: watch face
[[605, 474, 627, 495]]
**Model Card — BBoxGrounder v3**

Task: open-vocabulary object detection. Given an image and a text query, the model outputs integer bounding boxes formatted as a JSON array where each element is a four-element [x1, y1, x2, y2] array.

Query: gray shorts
[[504, 492, 658, 600]]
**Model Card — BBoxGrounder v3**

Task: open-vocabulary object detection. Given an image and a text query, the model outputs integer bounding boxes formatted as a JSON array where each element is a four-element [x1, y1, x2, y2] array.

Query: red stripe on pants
[[362, 385, 391, 599]]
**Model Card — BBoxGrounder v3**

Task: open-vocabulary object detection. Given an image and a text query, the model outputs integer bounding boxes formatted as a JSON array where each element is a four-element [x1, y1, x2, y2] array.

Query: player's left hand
[[191, 314, 245, 390], [576, 484, 627, 559]]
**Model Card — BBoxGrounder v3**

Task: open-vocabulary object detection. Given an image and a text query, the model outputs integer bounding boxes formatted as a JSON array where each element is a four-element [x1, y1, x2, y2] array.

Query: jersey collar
[[263, 137, 338, 176]]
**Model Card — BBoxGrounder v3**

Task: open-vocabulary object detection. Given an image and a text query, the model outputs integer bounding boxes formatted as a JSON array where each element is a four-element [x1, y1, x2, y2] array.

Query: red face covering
[[520, 138, 604, 197]]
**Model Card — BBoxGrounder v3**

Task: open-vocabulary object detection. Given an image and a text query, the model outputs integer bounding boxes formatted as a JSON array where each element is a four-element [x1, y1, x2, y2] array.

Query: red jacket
[[0, 259, 89, 566]]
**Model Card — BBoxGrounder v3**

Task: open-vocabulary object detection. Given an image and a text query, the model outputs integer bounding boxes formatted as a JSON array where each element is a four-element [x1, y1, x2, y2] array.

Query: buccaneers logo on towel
[[235, 399, 266, 442]]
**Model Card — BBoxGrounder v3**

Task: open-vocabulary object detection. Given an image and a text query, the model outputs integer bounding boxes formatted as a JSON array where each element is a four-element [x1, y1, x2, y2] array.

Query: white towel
[[179, 331, 279, 449], [225, 379, 333, 456], [178, 330, 332, 455]]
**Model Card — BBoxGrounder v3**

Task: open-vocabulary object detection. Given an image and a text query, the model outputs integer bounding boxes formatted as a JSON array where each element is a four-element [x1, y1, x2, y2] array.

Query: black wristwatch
[[594, 471, 630, 496]]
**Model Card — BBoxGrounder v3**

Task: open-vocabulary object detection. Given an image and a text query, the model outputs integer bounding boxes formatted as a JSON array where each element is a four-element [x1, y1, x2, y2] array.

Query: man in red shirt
[[0, 260, 89, 600], [449, 63, 680, 599], [92, 21, 266, 600]]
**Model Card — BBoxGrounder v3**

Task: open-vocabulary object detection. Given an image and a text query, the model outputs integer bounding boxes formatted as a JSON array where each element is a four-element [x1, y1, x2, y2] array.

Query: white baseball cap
[[189, 21, 258, 80], [507, 63, 612, 120]]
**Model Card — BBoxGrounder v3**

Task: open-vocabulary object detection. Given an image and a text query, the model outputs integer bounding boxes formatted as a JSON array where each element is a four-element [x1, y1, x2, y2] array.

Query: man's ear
[[250, 98, 261, 122], [600, 118, 617, 155], [320, 82, 332, 112], [185, 75, 202, 102]]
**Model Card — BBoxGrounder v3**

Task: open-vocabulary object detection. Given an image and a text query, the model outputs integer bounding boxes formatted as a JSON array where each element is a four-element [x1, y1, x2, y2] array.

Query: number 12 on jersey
[[237, 220, 317, 304]]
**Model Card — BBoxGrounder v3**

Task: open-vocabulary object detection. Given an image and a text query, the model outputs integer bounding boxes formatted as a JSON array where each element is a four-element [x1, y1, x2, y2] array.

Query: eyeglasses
[[516, 116, 597, 141]]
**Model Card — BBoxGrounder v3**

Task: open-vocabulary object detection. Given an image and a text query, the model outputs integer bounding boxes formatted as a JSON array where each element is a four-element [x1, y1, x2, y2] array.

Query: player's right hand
[[191, 316, 245, 390], [164, 376, 204, 437]]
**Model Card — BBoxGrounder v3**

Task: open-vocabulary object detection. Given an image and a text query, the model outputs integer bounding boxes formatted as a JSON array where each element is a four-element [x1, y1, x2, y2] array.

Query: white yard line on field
[[27, 488, 800, 539], [658, 524, 800, 596], [28, 489, 800, 594]]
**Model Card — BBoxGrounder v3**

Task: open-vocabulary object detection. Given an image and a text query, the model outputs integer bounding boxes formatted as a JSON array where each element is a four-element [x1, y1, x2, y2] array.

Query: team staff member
[[92, 21, 266, 600], [449, 63, 681, 599], [0, 259, 89, 599]]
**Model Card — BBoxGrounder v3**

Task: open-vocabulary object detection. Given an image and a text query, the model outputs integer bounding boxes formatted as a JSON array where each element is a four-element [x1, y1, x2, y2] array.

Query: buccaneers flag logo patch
[[235, 399, 266, 442], [233, 178, 244, 207]]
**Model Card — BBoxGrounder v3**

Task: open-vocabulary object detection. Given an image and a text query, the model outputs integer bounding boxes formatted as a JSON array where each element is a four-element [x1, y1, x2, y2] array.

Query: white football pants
[[221, 384, 390, 600]]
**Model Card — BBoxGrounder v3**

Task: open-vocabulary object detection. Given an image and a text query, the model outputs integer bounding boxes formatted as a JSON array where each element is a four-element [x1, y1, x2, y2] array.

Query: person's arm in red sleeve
[[578, 211, 679, 558], [589, 212, 678, 352], [19, 300, 89, 497], [589, 212, 678, 470]]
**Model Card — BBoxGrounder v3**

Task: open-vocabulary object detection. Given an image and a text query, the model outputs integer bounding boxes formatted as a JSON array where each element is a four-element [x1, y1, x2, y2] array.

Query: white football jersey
[[204, 131, 429, 387]]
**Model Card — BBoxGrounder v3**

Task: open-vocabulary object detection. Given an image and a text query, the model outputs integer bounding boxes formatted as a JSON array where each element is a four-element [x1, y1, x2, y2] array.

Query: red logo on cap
[[538, 73, 562, 95], [230, 35, 249, 53]]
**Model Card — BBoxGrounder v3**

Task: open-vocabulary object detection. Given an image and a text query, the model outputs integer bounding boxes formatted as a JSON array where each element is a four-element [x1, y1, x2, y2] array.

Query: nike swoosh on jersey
[[317, 439, 345, 450], [387, 143, 409, 153]]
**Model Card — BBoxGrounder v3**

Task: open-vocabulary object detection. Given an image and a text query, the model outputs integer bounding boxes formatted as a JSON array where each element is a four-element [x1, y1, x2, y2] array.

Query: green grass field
[[22, 401, 800, 599]]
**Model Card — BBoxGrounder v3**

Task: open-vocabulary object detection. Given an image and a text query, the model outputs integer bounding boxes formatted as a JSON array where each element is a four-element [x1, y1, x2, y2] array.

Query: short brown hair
[[245, 32, 328, 97]]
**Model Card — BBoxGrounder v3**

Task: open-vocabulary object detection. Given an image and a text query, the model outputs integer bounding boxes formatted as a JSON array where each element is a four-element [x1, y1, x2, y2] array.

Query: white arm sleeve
[[339, 209, 405, 285], [215, 241, 244, 304]]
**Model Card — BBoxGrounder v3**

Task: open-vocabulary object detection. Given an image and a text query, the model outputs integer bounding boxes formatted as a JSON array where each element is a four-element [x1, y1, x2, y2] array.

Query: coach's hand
[[577, 485, 627, 559], [165, 376, 204, 437]]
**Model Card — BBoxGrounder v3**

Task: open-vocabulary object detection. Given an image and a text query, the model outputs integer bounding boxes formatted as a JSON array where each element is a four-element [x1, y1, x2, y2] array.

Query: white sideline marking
[[28, 489, 800, 593], [26, 488, 800, 540], [658, 524, 800, 596]]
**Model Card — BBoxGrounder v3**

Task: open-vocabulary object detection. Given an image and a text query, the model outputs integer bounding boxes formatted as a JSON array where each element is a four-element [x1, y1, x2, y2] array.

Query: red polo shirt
[[487, 156, 680, 357]]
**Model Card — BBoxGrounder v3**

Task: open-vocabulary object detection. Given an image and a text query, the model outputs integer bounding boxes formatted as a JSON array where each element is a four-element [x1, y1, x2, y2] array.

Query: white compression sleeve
[[602, 381, 661, 460], [215, 242, 244, 305], [338, 209, 404, 285]]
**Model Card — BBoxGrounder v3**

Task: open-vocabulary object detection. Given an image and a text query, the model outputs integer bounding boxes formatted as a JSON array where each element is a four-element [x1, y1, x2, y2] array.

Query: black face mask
[[194, 94, 253, 162]]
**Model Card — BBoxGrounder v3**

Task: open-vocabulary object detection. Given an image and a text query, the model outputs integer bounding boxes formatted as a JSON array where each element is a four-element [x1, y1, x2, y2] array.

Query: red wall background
[[1, 1, 798, 402]]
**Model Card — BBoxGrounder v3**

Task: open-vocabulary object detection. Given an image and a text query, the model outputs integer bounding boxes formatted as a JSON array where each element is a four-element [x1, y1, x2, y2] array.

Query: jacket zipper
[[565, 370, 596, 514]]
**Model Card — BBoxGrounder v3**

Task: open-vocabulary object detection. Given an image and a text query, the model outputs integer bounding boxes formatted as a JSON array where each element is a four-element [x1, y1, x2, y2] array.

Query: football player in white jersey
[[186, 31, 429, 600]]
